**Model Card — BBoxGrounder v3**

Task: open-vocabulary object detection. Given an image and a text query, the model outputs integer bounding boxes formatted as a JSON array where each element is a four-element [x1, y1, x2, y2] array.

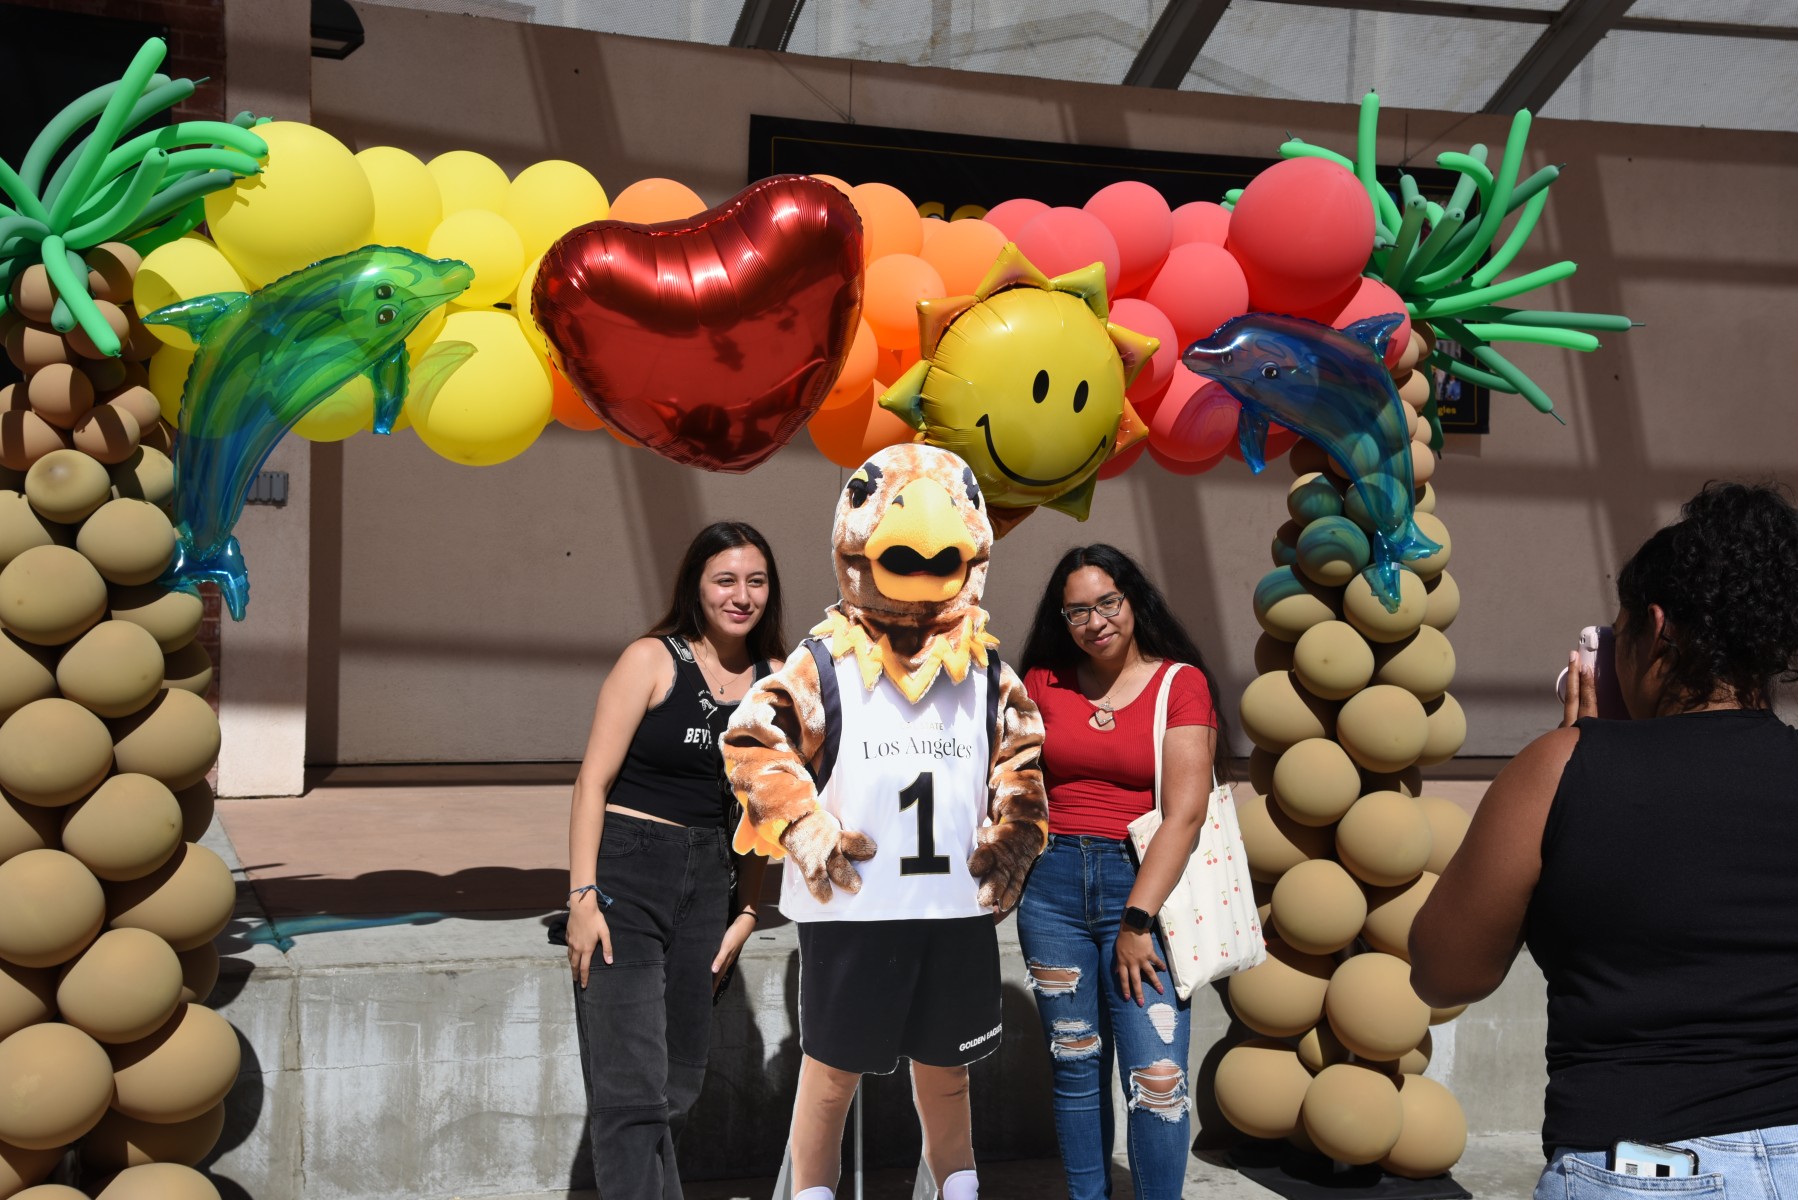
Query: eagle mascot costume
[[723, 441, 1046, 1200]]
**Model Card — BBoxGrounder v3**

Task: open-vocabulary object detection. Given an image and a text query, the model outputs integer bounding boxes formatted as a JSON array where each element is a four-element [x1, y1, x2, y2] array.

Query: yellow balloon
[[135, 238, 246, 351], [427, 151, 510, 216], [355, 146, 443, 251], [427, 210, 524, 310], [146, 346, 196, 423], [293, 314, 445, 441], [514, 255, 550, 362], [504, 160, 608, 262], [408, 310, 551, 466], [202, 122, 374, 287]]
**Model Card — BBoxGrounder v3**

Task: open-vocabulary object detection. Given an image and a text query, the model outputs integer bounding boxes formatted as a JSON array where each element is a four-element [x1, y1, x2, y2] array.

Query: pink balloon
[[1308, 274, 1412, 369], [1171, 201, 1231, 247], [1085, 182, 1173, 296], [1109, 298, 1178, 406], [1148, 375, 1238, 463], [1014, 206, 1122, 291], [1097, 438, 1148, 480], [1225, 158, 1374, 313], [1143, 242, 1250, 348], [984, 198, 1050, 241], [1148, 441, 1227, 477]]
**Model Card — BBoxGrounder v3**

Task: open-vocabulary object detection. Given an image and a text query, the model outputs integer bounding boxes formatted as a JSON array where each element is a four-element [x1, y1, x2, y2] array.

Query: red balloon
[[1014, 207, 1121, 291], [1085, 182, 1172, 296], [1147, 441, 1226, 476], [1143, 242, 1250, 348], [984, 198, 1049, 240], [1170, 201, 1231, 248], [1225, 158, 1373, 313], [1308, 274, 1412, 369], [1096, 438, 1147, 480], [1109, 298, 1178, 406], [534, 175, 864, 473], [1149, 375, 1238, 463]]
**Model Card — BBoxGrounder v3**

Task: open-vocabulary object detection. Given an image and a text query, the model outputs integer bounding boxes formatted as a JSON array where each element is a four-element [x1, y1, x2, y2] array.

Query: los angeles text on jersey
[[860, 735, 977, 760]]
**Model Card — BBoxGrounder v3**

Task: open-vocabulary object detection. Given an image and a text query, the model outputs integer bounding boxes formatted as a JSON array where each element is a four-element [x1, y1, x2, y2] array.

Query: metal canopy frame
[[1120, 0, 1797, 117], [731, 0, 808, 51]]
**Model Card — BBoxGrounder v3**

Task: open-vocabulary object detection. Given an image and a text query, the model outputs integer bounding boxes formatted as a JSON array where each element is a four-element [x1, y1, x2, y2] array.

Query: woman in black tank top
[[1411, 483, 1798, 1198], [565, 521, 786, 1200]]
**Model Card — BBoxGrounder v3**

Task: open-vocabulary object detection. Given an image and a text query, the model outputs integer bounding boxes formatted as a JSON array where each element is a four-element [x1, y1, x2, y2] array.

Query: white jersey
[[780, 644, 996, 923]]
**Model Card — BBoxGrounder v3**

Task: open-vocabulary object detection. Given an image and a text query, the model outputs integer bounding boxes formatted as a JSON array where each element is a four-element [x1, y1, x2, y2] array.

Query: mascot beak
[[866, 478, 977, 604]]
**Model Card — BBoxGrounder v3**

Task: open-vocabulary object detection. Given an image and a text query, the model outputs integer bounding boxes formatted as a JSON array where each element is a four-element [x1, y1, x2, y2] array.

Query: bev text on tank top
[[780, 649, 994, 923]]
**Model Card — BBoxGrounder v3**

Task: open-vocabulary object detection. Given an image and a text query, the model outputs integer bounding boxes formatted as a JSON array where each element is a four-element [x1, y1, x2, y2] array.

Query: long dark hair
[[1616, 481, 1798, 711], [647, 521, 786, 662], [1020, 544, 1232, 765]]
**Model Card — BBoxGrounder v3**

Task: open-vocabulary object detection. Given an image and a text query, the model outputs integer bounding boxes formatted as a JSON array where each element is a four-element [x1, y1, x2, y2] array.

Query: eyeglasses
[[1062, 593, 1125, 626]]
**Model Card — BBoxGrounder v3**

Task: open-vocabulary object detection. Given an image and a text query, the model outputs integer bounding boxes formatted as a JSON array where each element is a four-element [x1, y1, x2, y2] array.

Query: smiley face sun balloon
[[879, 245, 1155, 536]]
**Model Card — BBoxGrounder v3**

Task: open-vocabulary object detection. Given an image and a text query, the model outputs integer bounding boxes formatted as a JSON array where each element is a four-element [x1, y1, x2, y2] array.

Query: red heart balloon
[[534, 175, 865, 473]]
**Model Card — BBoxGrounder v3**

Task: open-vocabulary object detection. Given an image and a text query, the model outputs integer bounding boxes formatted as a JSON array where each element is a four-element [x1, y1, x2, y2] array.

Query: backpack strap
[[985, 652, 1004, 762], [804, 637, 842, 792]]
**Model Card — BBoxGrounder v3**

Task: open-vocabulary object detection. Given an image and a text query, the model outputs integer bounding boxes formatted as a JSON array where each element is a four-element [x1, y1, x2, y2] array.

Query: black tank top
[[1524, 708, 1798, 1151], [607, 637, 770, 829]]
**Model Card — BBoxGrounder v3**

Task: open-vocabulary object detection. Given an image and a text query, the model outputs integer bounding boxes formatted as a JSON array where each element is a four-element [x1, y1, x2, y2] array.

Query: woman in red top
[[1016, 544, 1223, 1200]]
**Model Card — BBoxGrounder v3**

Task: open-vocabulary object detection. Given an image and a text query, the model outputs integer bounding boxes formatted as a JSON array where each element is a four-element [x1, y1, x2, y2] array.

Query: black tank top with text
[[607, 637, 769, 829]]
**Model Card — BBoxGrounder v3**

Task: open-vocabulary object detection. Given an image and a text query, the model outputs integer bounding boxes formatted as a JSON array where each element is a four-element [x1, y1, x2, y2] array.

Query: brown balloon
[[84, 1103, 226, 1173], [1302, 1063, 1403, 1165], [59, 773, 182, 882], [1215, 1037, 1314, 1140], [0, 1021, 115, 1149], [175, 942, 219, 1005], [1380, 1074, 1467, 1179], [0, 1135, 64, 1195], [0, 490, 67, 569], [71, 403, 142, 465], [8, 266, 57, 324], [0, 794, 60, 867], [1270, 859, 1367, 956], [109, 1002, 242, 1124], [1238, 791, 1335, 883], [65, 299, 131, 361], [26, 363, 95, 430], [1240, 671, 1337, 754], [1362, 871, 1439, 961], [1336, 791, 1432, 888], [0, 631, 58, 722], [24, 449, 111, 525], [0, 411, 68, 474], [1271, 737, 1361, 828], [76, 498, 176, 586], [57, 926, 184, 1044], [0, 848, 105, 967], [0, 959, 54, 1041], [1417, 797, 1471, 875], [107, 584, 204, 654], [103, 842, 234, 952], [4, 322, 71, 375], [162, 642, 214, 697], [108, 688, 221, 792], [1227, 937, 1334, 1038], [0, 697, 115, 806], [85, 243, 141, 306], [105, 386, 163, 436], [55, 620, 166, 719], [108, 446, 174, 507], [1324, 952, 1430, 1062]]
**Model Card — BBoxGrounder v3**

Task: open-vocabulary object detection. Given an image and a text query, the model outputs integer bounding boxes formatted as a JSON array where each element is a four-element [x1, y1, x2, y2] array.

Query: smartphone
[[1611, 1139, 1699, 1178], [1554, 626, 1629, 719]]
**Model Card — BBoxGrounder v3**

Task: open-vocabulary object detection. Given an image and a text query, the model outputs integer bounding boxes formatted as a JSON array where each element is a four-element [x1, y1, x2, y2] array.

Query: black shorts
[[797, 915, 1003, 1075]]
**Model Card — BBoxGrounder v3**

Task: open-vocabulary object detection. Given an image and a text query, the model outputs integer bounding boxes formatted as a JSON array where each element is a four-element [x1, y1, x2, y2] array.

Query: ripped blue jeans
[[1016, 834, 1191, 1200]]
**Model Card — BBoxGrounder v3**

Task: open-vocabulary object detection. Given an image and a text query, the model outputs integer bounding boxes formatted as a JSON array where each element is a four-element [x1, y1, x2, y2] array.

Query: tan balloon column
[[1215, 326, 1477, 1180], [0, 251, 236, 1200]]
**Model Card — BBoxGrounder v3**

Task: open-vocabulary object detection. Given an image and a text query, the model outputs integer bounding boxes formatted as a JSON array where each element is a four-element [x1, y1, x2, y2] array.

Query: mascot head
[[832, 442, 992, 630]]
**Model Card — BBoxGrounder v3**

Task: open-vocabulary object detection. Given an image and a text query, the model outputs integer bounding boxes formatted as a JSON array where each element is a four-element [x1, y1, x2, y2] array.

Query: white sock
[[940, 1169, 978, 1200], [795, 1188, 835, 1200]]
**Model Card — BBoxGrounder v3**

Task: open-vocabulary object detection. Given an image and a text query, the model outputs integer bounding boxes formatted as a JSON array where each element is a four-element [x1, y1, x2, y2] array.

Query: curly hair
[[1020, 544, 1232, 774], [1616, 482, 1798, 711]]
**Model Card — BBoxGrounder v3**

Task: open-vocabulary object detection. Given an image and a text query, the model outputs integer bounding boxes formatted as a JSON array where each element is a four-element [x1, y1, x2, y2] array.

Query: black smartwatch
[[1121, 906, 1154, 934]]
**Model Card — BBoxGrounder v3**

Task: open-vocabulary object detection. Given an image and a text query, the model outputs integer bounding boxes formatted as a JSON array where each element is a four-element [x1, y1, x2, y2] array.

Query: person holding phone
[[565, 522, 784, 1200], [1409, 482, 1798, 1199], [1014, 545, 1225, 1200]]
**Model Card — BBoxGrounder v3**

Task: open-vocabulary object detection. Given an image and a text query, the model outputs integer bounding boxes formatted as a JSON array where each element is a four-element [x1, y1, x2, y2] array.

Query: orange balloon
[[877, 343, 920, 383], [820, 319, 879, 411], [920, 218, 1008, 296], [920, 216, 947, 244], [550, 368, 605, 431], [863, 254, 944, 352], [807, 382, 914, 469], [608, 178, 705, 225], [810, 174, 853, 196], [848, 182, 922, 263]]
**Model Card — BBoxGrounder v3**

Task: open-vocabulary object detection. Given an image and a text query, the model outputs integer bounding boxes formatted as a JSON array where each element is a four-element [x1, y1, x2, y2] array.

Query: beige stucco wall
[[302, 5, 1798, 764]]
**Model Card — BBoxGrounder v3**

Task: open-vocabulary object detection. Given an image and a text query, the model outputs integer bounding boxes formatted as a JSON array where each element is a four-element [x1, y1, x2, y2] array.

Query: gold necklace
[[692, 641, 751, 701], [1083, 660, 1149, 732]]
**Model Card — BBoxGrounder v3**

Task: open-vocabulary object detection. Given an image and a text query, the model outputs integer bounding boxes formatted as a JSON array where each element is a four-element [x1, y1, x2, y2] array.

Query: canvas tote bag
[[1124, 663, 1266, 1000]]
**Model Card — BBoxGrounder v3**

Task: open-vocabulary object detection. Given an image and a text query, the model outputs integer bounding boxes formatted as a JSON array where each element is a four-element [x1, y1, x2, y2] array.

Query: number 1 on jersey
[[898, 772, 951, 876]]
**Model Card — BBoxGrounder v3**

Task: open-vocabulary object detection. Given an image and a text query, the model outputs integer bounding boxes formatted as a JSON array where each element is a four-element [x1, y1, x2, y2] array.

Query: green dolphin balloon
[[144, 245, 475, 619]]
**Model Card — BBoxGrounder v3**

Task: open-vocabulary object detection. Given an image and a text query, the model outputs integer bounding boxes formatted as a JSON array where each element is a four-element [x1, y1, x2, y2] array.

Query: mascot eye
[[1072, 380, 1089, 413], [377, 306, 397, 325], [375, 284, 394, 300], [1260, 363, 1279, 379], [845, 461, 883, 508], [962, 466, 982, 510], [1032, 369, 1049, 404]]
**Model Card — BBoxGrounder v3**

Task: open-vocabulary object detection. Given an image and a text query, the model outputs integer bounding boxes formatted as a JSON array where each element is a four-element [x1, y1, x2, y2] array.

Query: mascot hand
[[782, 807, 878, 904], [969, 820, 1045, 913]]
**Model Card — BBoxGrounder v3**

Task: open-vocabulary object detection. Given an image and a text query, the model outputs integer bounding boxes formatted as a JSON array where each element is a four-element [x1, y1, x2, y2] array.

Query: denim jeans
[[1016, 834, 1192, 1200], [572, 812, 731, 1200], [1535, 1126, 1798, 1199]]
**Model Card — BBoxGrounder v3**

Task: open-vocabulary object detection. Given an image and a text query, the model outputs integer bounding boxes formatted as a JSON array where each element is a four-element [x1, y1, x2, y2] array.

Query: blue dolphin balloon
[[1181, 312, 1438, 612], [144, 245, 474, 619]]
